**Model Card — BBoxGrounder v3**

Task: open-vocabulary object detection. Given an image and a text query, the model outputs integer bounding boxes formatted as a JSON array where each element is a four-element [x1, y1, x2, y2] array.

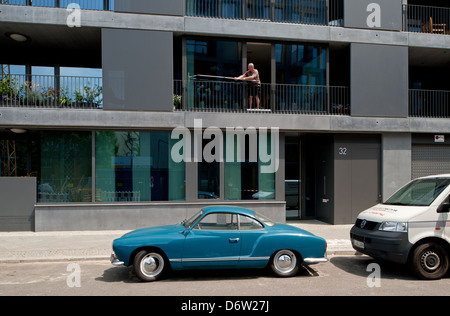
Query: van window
[[385, 178, 450, 206]]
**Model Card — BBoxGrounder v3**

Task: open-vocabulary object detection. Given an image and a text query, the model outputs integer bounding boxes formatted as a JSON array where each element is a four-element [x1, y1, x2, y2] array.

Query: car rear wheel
[[270, 249, 299, 277], [134, 250, 167, 282], [410, 242, 449, 280]]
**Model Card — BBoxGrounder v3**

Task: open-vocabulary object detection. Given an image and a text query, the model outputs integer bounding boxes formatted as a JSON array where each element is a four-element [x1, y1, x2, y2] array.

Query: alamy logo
[[366, 3, 381, 28], [366, 263, 381, 288], [171, 119, 279, 174], [66, 3, 81, 28], [66, 263, 81, 288]]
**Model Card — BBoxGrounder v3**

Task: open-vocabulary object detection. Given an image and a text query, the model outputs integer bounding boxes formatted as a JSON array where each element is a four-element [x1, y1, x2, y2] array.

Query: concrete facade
[[1, 1, 450, 230], [350, 43, 409, 118], [0, 177, 36, 231], [102, 29, 174, 111], [34, 201, 286, 232], [344, 0, 403, 31], [382, 133, 412, 201]]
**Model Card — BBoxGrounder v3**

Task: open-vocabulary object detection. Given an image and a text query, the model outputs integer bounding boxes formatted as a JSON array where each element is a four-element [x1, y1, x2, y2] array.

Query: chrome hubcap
[[274, 250, 297, 274], [277, 255, 292, 269], [140, 253, 164, 277]]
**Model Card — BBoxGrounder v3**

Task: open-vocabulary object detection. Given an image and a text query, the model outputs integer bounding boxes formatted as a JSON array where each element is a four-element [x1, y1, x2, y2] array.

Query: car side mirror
[[437, 203, 450, 213]]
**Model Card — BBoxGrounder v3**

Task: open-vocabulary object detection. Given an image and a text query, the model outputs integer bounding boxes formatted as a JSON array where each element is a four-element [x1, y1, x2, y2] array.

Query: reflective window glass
[[239, 215, 264, 230], [39, 131, 92, 203], [95, 131, 185, 202], [194, 213, 238, 230]]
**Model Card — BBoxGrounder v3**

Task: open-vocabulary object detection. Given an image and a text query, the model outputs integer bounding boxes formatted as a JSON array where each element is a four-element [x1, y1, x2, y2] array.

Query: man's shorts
[[248, 85, 261, 97]]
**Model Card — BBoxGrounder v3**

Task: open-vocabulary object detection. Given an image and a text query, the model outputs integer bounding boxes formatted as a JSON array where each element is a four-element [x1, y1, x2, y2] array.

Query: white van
[[350, 174, 450, 280]]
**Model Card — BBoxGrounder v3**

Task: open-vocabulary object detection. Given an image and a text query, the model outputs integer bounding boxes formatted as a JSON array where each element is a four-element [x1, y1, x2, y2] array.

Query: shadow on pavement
[[97, 263, 318, 284]]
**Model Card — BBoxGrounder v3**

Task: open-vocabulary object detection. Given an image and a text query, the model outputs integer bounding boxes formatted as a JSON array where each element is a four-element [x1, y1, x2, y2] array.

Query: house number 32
[[338, 147, 348, 156]]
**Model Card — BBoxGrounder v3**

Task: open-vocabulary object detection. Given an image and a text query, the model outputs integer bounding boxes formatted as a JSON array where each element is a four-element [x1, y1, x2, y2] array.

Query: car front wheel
[[270, 249, 299, 277], [410, 242, 449, 280], [133, 250, 167, 282]]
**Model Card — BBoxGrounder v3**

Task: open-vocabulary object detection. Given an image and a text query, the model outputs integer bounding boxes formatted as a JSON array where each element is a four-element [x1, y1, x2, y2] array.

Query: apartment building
[[1, 0, 449, 231]]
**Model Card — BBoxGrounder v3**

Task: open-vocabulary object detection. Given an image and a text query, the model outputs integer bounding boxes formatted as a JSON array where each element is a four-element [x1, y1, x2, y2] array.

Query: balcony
[[186, 0, 344, 26], [404, 4, 450, 35], [0, 0, 113, 10], [174, 79, 350, 115], [0, 74, 103, 109], [409, 89, 450, 118]]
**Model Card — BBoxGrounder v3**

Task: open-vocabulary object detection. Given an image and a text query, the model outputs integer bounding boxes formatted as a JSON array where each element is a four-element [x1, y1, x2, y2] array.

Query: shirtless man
[[234, 63, 261, 109]]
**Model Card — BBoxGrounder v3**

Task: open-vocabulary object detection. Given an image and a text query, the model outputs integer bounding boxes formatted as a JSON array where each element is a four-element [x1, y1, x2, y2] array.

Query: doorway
[[246, 42, 271, 84], [285, 134, 330, 221], [285, 134, 301, 219], [246, 42, 272, 109]]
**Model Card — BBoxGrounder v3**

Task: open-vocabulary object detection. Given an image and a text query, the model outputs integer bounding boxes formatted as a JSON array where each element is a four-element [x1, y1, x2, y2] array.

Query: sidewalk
[[0, 220, 356, 263]]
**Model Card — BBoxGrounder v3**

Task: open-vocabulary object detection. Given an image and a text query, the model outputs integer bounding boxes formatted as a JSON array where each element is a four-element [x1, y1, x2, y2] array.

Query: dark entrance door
[[285, 134, 301, 219]]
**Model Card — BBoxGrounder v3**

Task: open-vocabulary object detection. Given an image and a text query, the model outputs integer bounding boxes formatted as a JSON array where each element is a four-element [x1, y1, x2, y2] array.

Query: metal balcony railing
[[0, 0, 113, 11], [404, 4, 450, 35], [0, 74, 103, 109], [409, 89, 450, 118], [186, 0, 344, 26], [174, 79, 350, 115]]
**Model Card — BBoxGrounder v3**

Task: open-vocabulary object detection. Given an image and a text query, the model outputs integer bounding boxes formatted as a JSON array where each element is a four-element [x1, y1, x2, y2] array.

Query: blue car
[[111, 205, 328, 282]]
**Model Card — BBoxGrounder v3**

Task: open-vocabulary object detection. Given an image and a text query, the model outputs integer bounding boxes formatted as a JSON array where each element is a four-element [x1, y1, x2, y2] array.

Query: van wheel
[[410, 243, 449, 280]]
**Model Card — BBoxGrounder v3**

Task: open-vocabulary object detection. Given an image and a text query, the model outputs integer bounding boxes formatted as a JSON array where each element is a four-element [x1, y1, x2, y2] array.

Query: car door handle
[[229, 238, 240, 243]]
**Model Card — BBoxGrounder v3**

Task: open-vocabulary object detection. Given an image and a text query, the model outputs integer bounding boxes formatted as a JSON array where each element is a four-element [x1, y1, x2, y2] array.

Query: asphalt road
[[1, 255, 449, 297]]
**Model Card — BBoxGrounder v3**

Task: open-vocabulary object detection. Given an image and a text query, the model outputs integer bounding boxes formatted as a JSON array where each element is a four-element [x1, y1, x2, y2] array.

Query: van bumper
[[350, 226, 412, 264]]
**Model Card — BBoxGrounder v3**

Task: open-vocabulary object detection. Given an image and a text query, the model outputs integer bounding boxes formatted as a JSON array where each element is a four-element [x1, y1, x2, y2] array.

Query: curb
[[0, 256, 109, 264], [0, 249, 361, 264]]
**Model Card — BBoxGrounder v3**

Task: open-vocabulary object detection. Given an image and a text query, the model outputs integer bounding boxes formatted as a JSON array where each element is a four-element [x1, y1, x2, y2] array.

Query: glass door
[[285, 134, 301, 219]]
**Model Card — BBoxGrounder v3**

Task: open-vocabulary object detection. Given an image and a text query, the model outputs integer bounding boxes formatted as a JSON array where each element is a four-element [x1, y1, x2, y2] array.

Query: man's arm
[[243, 70, 258, 81]]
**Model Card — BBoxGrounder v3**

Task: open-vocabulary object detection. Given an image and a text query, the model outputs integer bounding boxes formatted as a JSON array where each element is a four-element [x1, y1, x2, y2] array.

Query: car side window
[[443, 194, 450, 204], [194, 213, 238, 231], [239, 215, 264, 230]]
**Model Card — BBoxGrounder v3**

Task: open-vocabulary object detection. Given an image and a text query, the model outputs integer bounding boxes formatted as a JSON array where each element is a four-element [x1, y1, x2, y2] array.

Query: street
[[1, 255, 449, 297]]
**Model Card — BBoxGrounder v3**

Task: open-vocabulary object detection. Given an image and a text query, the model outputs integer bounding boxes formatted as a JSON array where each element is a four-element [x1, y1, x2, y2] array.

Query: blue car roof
[[202, 205, 256, 217]]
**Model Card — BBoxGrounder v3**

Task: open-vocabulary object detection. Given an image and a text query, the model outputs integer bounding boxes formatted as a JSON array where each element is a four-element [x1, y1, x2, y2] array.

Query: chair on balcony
[[422, 17, 446, 34]]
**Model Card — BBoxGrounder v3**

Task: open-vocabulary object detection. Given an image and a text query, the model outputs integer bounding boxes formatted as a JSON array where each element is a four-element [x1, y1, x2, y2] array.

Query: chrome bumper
[[303, 257, 328, 264], [110, 252, 124, 266]]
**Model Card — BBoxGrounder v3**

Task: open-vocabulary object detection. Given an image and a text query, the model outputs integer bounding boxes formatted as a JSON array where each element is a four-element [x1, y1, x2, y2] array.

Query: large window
[[0, 131, 39, 178], [276, 43, 327, 112], [3, 128, 278, 203], [198, 138, 220, 199], [224, 131, 275, 201], [39, 131, 92, 203], [95, 131, 185, 202], [276, 44, 326, 85], [186, 39, 242, 109], [186, 39, 242, 78], [186, 39, 243, 111]]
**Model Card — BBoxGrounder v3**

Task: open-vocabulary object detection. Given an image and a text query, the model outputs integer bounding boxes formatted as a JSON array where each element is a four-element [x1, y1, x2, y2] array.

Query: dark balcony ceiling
[[408, 0, 450, 9], [409, 47, 450, 68], [0, 22, 101, 68]]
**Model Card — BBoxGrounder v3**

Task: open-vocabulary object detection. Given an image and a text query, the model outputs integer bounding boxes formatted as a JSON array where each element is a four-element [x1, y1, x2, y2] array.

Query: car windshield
[[254, 211, 275, 227], [384, 178, 450, 207], [182, 210, 203, 228]]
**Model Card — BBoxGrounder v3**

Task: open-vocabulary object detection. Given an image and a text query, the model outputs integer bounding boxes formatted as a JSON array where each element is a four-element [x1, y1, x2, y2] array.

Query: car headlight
[[379, 221, 408, 232]]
